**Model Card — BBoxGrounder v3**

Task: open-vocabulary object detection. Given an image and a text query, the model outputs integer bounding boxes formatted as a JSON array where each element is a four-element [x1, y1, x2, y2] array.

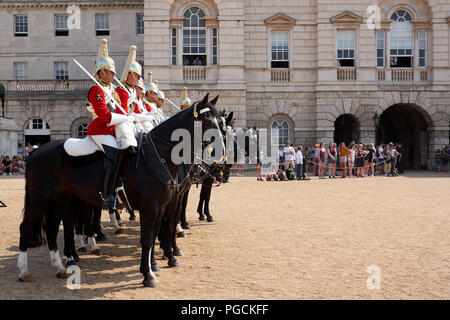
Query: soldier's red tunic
[[134, 99, 143, 114], [115, 87, 132, 115], [144, 101, 152, 112], [87, 85, 121, 136]]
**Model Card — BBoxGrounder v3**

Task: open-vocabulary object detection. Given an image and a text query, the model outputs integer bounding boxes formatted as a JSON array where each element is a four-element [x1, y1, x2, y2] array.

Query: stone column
[[0, 117, 19, 157]]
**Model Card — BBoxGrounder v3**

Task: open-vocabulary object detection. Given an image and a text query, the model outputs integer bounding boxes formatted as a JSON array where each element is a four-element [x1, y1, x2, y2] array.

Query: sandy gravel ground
[[0, 172, 449, 300]]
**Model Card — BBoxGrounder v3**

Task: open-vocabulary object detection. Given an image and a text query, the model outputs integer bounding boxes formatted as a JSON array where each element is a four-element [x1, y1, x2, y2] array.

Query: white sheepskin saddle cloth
[[63, 136, 101, 157]]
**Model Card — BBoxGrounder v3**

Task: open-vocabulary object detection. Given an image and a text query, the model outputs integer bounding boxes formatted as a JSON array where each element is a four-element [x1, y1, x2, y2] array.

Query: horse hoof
[[129, 216, 136, 221], [92, 249, 101, 255], [65, 260, 76, 268], [176, 231, 185, 238], [199, 215, 205, 221], [151, 264, 160, 272], [96, 234, 107, 242], [181, 223, 191, 230], [207, 216, 214, 222], [168, 260, 180, 268], [56, 271, 69, 279], [77, 247, 87, 252], [18, 273, 32, 282], [115, 228, 123, 235], [142, 279, 158, 288], [173, 250, 183, 257]]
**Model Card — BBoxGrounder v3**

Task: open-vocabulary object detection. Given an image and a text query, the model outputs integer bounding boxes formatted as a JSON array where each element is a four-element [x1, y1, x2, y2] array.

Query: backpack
[[375, 147, 380, 158], [287, 168, 295, 180]]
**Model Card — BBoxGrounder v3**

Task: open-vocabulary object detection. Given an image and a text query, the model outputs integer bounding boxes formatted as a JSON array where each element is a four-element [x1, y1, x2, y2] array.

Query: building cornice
[[0, 1, 143, 9]]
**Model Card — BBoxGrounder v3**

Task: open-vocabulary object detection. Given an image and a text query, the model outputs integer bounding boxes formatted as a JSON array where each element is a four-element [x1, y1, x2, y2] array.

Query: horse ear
[[200, 93, 209, 106], [226, 112, 234, 125], [210, 95, 219, 106]]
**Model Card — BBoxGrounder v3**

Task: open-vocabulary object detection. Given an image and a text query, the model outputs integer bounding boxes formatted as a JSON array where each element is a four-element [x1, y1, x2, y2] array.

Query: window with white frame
[[376, 30, 385, 68], [136, 13, 144, 35], [55, 15, 68, 36], [337, 30, 355, 67], [271, 120, 290, 147], [13, 62, 28, 80], [172, 28, 177, 66], [96, 14, 110, 36], [390, 10, 413, 68], [55, 62, 69, 80], [418, 31, 427, 67], [14, 15, 28, 37], [271, 32, 289, 68], [183, 7, 206, 66], [77, 123, 89, 139], [24, 118, 50, 136]]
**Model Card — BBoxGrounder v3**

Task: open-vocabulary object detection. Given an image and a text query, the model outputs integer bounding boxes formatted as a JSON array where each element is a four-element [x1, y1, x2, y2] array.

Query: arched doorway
[[376, 104, 430, 170], [24, 118, 50, 146], [334, 114, 360, 145]]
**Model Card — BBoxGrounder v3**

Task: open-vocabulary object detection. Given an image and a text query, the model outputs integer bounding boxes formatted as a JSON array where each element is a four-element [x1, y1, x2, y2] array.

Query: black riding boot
[[101, 145, 126, 211]]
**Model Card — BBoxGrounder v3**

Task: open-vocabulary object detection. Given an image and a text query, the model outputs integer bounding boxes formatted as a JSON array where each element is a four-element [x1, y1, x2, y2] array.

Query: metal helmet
[[120, 45, 142, 83], [180, 87, 192, 108], [144, 72, 158, 94], [157, 89, 165, 100], [94, 39, 116, 77], [136, 78, 145, 91]]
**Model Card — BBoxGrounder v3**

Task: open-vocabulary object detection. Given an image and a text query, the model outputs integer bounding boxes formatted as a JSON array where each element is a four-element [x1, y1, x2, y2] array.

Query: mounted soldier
[[180, 87, 192, 110], [134, 78, 156, 132], [83, 39, 136, 210]]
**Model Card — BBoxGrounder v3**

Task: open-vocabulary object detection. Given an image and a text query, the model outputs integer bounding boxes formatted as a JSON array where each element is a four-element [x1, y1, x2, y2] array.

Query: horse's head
[[191, 94, 227, 163]]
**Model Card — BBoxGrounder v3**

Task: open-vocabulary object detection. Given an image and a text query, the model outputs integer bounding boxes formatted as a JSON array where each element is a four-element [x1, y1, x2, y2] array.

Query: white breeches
[[115, 121, 139, 150], [91, 134, 119, 152]]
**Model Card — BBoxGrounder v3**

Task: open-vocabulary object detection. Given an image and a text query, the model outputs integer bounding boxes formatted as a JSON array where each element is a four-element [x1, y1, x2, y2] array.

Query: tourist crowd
[[260, 141, 450, 181], [0, 143, 38, 176]]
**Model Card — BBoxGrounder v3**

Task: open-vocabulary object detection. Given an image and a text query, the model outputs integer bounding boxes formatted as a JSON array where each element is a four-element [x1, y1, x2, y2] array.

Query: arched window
[[24, 118, 50, 134], [390, 9, 413, 68], [23, 118, 51, 146], [271, 120, 290, 146], [183, 7, 206, 66], [77, 123, 88, 139]]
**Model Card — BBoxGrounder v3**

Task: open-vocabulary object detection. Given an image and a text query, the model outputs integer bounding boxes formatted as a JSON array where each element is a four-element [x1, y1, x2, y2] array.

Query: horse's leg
[[203, 178, 215, 222], [150, 243, 160, 272], [139, 206, 159, 288], [45, 207, 67, 279], [197, 185, 206, 221], [109, 209, 122, 234], [75, 202, 87, 252], [115, 209, 123, 226], [180, 189, 190, 229], [84, 205, 100, 255], [128, 209, 136, 221], [173, 198, 184, 257], [93, 207, 106, 242], [63, 214, 77, 267]]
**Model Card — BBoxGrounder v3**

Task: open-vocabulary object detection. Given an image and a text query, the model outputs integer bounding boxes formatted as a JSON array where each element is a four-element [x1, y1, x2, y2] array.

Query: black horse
[[18, 94, 223, 287]]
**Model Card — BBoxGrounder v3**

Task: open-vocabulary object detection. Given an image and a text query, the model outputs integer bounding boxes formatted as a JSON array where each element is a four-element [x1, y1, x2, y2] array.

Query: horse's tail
[[19, 174, 46, 250]]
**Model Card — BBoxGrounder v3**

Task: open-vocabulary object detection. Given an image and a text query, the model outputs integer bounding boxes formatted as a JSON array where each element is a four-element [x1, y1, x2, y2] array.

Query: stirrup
[[99, 192, 126, 210]]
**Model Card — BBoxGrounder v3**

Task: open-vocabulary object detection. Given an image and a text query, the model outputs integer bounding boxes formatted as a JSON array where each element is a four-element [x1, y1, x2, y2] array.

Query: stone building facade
[[1, 0, 450, 169]]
